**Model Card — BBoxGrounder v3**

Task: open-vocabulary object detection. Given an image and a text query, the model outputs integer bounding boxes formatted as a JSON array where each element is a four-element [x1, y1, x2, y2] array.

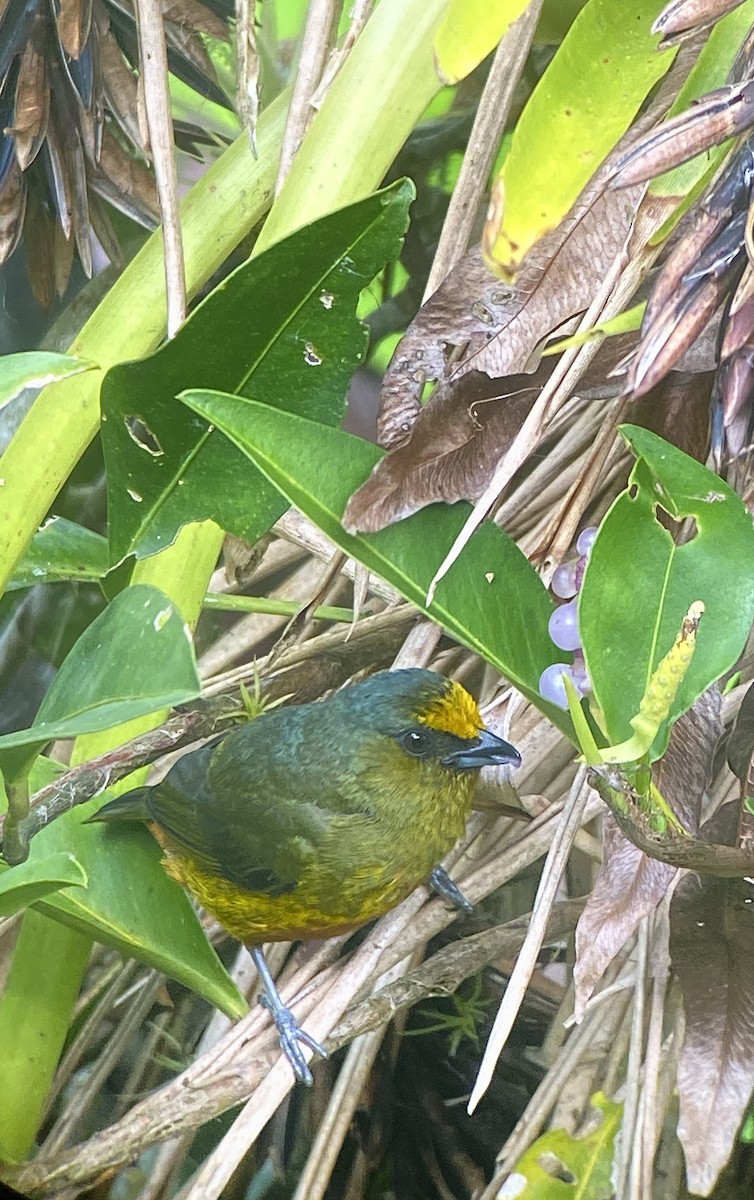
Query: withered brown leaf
[[376, 179, 643, 452], [343, 369, 539, 534], [671, 803, 754, 1196], [573, 688, 721, 1022]]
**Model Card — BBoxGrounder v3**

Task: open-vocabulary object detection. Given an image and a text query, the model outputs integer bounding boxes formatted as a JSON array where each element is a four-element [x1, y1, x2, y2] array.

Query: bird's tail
[[86, 787, 151, 823]]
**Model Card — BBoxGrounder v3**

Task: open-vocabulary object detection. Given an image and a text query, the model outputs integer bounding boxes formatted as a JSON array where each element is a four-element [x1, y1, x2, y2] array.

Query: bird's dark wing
[[146, 730, 337, 896]]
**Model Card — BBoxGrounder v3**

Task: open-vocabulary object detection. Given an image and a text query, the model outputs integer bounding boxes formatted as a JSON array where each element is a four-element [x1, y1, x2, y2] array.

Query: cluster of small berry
[[538, 527, 598, 710]]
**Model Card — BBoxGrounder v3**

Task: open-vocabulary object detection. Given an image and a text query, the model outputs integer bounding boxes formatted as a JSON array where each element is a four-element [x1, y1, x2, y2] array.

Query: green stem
[[0, 912, 92, 1162], [203, 593, 355, 622]]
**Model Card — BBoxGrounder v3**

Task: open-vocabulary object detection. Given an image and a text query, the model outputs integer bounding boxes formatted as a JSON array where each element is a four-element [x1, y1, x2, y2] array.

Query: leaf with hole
[[580, 425, 754, 760], [508, 1092, 622, 1197], [102, 181, 414, 562]]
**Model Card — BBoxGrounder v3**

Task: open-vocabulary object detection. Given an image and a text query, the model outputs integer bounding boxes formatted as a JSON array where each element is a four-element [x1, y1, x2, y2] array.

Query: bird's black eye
[[400, 729, 431, 757]]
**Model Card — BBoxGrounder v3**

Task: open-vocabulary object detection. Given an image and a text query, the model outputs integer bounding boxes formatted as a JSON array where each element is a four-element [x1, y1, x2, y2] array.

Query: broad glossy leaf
[[102, 182, 413, 562], [0, 584, 201, 756], [2, 757, 245, 1018], [0, 852, 87, 918], [580, 426, 754, 760], [0, 352, 95, 410], [7, 517, 109, 590], [485, 0, 675, 277], [434, 0, 529, 84], [179, 390, 567, 730]]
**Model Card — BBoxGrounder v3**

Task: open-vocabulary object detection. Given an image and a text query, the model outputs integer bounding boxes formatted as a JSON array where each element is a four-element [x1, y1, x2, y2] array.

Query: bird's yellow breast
[[161, 759, 475, 944]]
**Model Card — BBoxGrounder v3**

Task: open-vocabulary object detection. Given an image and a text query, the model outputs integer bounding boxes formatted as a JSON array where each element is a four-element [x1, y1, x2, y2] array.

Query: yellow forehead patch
[[417, 680, 483, 740]]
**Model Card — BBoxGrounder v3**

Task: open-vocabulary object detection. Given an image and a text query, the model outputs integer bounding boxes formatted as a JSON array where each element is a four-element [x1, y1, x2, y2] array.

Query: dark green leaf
[[2, 759, 245, 1019], [7, 518, 109, 591], [102, 181, 414, 562], [179, 390, 566, 727], [0, 852, 87, 918], [0, 584, 201, 755], [580, 425, 754, 759]]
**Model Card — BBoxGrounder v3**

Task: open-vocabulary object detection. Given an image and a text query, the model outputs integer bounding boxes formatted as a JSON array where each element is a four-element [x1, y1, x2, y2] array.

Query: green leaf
[[485, 0, 675, 276], [580, 426, 754, 760], [0, 352, 95, 410], [3, 757, 246, 1020], [0, 912, 91, 1162], [0, 852, 87, 918], [509, 1093, 622, 1198], [30, 798, 246, 1019], [102, 181, 414, 562], [0, 584, 201, 756], [7, 517, 109, 590], [179, 390, 568, 730], [542, 302, 645, 356], [434, 0, 529, 84]]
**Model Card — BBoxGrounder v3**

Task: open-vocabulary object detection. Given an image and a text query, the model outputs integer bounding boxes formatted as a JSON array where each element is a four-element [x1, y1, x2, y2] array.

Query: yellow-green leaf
[[434, 0, 530, 84], [509, 1093, 622, 1198], [485, 0, 675, 278]]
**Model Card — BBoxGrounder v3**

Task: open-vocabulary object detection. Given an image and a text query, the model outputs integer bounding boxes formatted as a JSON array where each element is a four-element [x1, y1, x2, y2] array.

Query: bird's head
[[335, 669, 521, 774]]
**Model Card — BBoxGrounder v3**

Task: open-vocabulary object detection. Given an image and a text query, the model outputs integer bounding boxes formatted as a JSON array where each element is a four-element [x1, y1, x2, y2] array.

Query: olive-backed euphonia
[[90, 668, 521, 1082]]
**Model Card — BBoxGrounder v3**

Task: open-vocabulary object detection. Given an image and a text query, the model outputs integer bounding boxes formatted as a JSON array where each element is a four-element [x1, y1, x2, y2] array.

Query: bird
[[89, 668, 521, 1083]]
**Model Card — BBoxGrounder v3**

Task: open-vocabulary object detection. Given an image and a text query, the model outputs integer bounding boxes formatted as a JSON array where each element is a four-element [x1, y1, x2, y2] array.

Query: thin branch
[[236, 0, 260, 153], [468, 766, 592, 1112], [276, 0, 338, 193], [133, 0, 186, 336], [424, 0, 544, 300]]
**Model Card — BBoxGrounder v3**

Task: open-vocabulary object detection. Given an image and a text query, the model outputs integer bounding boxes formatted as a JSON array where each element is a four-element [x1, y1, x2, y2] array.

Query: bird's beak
[[442, 729, 522, 771]]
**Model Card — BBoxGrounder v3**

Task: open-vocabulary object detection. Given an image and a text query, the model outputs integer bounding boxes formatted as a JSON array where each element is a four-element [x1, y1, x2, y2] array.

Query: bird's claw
[[260, 994, 327, 1086], [429, 865, 473, 914]]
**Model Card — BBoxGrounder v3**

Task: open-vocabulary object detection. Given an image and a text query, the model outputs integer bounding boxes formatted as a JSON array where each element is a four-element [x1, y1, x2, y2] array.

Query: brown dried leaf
[[11, 33, 48, 169], [96, 13, 144, 153], [573, 817, 676, 1022], [722, 263, 754, 357], [57, 0, 92, 60], [0, 154, 26, 264], [377, 178, 643, 451], [343, 370, 539, 533], [727, 680, 754, 783], [24, 186, 56, 308], [89, 128, 159, 228], [671, 803, 754, 1196], [630, 370, 714, 463], [162, 0, 229, 42], [573, 688, 721, 1022], [653, 0, 749, 41], [627, 202, 748, 396], [613, 81, 754, 187]]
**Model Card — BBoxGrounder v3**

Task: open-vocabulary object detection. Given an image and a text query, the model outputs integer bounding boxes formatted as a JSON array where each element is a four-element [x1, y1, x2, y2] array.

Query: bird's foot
[[250, 945, 327, 1085], [429, 865, 473, 914], [259, 995, 328, 1086]]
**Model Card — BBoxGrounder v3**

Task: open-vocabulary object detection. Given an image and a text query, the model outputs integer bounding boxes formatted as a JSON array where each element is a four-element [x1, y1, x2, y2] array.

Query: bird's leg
[[249, 946, 327, 1086], [429, 865, 473, 914]]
